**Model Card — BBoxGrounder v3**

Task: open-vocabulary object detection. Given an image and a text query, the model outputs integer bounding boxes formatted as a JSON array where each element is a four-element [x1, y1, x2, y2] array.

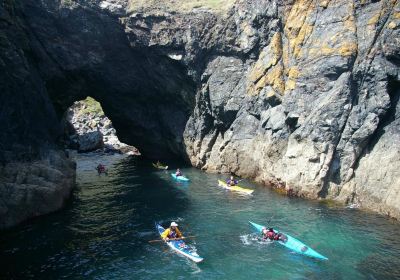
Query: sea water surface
[[1, 154, 400, 279]]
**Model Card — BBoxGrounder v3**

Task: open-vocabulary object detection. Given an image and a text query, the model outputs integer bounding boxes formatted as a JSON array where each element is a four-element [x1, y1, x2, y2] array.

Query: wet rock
[[0, 151, 75, 230], [77, 131, 104, 152]]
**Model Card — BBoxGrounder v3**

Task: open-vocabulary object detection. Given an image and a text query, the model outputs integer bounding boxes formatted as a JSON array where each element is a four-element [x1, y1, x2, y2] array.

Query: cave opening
[[63, 96, 140, 156], [49, 46, 198, 162]]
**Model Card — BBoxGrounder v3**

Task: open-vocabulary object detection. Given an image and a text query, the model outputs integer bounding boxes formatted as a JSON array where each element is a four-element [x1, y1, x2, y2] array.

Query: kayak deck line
[[249, 221, 328, 261], [155, 223, 204, 263], [217, 180, 254, 195]]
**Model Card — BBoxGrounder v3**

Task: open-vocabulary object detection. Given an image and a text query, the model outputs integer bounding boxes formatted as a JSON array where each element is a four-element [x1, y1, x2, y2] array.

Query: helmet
[[170, 222, 178, 227]]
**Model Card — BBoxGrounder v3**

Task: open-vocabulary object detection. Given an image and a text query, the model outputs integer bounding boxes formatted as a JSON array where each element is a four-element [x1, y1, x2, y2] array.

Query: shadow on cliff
[[22, 0, 197, 160]]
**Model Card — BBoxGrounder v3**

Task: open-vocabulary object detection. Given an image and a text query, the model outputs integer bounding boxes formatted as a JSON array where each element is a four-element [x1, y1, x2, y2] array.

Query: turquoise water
[[1, 155, 400, 279]]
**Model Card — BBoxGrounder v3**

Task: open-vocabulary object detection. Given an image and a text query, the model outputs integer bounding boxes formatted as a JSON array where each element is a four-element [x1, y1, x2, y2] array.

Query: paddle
[[266, 215, 275, 227], [148, 236, 196, 243]]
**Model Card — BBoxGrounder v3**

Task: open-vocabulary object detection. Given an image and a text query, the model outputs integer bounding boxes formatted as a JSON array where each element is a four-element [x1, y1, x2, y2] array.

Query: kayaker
[[262, 227, 276, 240], [161, 222, 183, 241], [156, 160, 162, 167], [175, 168, 183, 177], [226, 176, 238, 186], [262, 227, 287, 242], [96, 164, 106, 175]]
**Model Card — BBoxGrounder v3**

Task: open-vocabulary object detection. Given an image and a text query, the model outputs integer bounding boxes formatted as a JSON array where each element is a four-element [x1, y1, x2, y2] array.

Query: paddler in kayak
[[226, 175, 238, 186], [95, 163, 107, 175], [161, 222, 183, 241], [175, 168, 183, 177], [262, 227, 288, 242]]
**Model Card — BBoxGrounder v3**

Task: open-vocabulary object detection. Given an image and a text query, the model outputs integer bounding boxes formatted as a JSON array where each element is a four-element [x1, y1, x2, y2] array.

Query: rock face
[[0, 0, 399, 227], [77, 131, 104, 152], [0, 151, 76, 229], [125, 0, 400, 218]]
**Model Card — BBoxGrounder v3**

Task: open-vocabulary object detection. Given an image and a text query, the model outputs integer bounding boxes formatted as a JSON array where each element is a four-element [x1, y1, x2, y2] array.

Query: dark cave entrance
[[49, 47, 197, 161]]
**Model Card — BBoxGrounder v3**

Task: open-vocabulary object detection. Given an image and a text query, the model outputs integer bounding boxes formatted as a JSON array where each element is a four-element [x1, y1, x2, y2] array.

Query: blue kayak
[[155, 223, 203, 263], [171, 173, 190, 182], [249, 221, 328, 260]]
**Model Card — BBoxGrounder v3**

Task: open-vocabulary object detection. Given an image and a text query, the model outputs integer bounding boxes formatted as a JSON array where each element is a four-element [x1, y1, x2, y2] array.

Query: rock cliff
[[0, 0, 399, 228]]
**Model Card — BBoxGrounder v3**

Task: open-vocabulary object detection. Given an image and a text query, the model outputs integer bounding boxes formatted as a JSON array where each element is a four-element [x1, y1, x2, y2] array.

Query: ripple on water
[[1, 156, 400, 279]]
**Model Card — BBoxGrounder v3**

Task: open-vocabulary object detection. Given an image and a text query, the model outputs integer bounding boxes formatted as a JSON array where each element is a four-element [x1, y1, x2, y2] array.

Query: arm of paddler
[[161, 228, 170, 240]]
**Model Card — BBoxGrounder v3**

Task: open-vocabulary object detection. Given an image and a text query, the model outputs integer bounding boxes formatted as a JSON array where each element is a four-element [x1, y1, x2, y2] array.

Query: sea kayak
[[152, 163, 168, 170], [218, 180, 254, 195], [155, 223, 203, 263], [171, 174, 190, 182], [249, 221, 328, 260]]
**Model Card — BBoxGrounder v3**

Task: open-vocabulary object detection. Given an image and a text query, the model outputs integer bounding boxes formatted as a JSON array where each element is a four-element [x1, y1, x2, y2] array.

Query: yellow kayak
[[152, 163, 168, 170], [217, 180, 254, 195]]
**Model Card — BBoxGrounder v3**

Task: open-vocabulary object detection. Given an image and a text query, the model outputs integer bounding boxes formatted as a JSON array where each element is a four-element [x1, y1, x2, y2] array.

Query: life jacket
[[267, 231, 275, 239], [168, 229, 178, 238], [227, 179, 236, 186]]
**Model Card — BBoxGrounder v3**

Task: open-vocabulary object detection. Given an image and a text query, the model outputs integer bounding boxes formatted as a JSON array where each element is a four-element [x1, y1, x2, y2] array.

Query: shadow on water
[[0, 155, 190, 279]]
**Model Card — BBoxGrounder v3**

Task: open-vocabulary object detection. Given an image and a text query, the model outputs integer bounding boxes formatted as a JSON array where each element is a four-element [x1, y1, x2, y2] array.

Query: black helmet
[[268, 228, 273, 231]]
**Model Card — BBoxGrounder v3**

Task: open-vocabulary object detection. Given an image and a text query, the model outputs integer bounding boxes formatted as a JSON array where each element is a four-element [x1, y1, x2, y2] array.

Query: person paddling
[[226, 175, 238, 186], [262, 227, 275, 240], [262, 227, 287, 242], [175, 168, 183, 177], [161, 222, 183, 241], [96, 164, 107, 175]]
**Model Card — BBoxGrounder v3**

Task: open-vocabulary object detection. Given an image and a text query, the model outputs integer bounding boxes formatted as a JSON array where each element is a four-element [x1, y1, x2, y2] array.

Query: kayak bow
[[249, 221, 328, 260], [155, 223, 203, 263], [218, 180, 254, 195], [152, 163, 168, 170], [171, 173, 190, 182]]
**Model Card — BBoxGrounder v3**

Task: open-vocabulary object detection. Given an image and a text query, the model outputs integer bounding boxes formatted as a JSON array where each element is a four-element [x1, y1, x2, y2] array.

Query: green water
[[1, 155, 400, 279]]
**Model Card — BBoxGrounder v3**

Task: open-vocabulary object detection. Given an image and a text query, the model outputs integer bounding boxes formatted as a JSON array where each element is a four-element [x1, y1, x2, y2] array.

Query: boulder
[[78, 131, 104, 152]]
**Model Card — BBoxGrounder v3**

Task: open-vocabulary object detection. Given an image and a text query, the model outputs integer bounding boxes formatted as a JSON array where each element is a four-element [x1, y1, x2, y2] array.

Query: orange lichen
[[368, 13, 381, 25], [284, 66, 300, 92], [247, 32, 284, 96], [319, 0, 330, 9], [270, 32, 283, 63], [248, 33, 282, 84], [388, 21, 397, 29], [284, 0, 315, 59], [308, 41, 357, 57], [266, 65, 285, 94], [248, 64, 285, 97]]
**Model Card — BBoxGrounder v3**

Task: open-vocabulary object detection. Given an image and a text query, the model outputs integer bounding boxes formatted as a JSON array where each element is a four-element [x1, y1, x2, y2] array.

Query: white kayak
[[155, 223, 203, 263]]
